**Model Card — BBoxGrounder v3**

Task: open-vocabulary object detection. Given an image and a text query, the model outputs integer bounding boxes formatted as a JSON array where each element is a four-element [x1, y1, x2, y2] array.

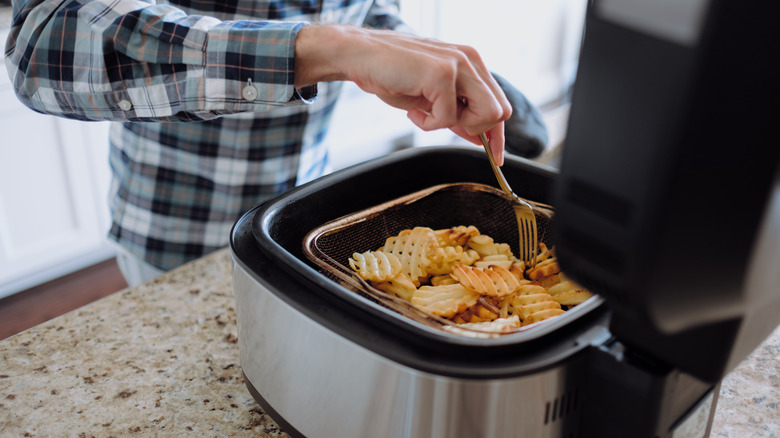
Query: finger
[[415, 70, 459, 131], [407, 108, 433, 131], [448, 48, 512, 136], [455, 44, 513, 122], [457, 85, 510, 136], [487, 123, 506, 166]]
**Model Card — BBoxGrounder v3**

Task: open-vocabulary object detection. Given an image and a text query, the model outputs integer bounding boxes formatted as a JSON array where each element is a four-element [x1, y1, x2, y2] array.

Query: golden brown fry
[[453, 297, 501, 323], [509, 263, 527, 283], [540, 273, 563, 289], [526, 258, 561, 281], [453, 305, 497, 324]]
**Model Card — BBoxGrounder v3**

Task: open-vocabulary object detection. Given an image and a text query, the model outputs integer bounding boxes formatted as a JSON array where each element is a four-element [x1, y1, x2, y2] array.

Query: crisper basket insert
[[303, 182, 570, 336]]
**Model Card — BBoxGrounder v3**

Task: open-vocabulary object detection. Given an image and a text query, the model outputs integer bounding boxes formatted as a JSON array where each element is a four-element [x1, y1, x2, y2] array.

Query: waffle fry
[[348, 227, 594, 334], [380, 227, 440, 286], [515, 284, 548, 296], [523, 308, 566, 326], [373, 272, 417, 302], [410, 284, 479, 318], [427, 245, 472, 275], [348, 250, 402, 282], [515, 300, 562, 320], [452, 264, 519, 297], [510, 292, 555, 308]]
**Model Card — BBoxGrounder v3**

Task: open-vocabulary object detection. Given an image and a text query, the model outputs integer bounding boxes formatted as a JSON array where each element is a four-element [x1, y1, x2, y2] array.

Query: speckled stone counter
[[0, 247, 778, 437]]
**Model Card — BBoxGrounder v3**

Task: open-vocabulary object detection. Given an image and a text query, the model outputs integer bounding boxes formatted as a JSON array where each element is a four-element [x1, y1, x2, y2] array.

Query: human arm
[[293, 24, 512, 164], [3, 0, 313, 122], [4, 0, 510, 160]]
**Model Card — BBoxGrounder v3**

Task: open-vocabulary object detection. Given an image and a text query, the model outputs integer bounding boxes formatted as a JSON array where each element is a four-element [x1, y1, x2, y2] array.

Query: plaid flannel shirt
[[4, 0, 406, 270]]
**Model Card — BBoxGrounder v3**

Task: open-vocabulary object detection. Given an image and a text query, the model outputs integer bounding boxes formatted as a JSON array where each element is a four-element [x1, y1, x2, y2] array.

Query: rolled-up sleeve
[[4, 0, 315, 122]]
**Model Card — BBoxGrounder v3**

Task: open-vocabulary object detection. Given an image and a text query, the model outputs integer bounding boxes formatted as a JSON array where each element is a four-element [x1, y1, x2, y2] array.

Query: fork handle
[[479, 133, 515, 196]]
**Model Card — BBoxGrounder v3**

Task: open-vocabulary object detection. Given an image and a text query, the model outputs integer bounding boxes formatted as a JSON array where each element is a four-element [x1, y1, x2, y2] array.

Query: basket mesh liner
[[304, 183, 557, 335]]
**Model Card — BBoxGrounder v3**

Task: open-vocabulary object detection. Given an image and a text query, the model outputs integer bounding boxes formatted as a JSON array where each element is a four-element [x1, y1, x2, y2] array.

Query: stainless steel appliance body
[[233, 264, 605, 438]]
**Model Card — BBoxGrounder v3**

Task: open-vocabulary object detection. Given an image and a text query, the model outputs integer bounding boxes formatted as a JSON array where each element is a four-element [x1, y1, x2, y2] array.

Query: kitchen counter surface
[[1, 247, 778, 437]]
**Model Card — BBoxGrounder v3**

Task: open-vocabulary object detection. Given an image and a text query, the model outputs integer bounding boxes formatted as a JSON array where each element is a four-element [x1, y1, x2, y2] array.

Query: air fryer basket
[[303, 182, 592, 336]]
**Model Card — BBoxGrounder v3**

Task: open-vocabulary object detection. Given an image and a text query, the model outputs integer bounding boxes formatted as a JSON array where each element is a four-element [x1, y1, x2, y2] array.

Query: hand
[[294, 25, 512, 165]]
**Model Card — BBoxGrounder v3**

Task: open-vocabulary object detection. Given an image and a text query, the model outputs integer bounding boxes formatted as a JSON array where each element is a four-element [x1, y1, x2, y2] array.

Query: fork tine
[[528, 218, 538, 266], [524, 218, 535, 265], [480, 133, 539, 267]]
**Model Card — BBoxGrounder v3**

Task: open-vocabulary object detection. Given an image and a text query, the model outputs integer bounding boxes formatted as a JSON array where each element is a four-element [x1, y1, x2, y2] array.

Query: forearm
[[4, 0, 311, 122], [293, 25, 354, 88]]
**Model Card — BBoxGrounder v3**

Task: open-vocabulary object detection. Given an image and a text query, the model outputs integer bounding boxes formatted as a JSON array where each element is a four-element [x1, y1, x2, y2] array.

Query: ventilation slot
[[544, 388, 579, 426]]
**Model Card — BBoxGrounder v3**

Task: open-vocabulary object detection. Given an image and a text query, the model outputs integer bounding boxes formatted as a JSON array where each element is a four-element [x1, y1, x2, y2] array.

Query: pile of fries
[[348, 226, 593, 333]]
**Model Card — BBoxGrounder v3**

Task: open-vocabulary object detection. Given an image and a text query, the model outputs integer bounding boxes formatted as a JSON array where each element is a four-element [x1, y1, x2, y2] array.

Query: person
[[4, 0, 515, 286]]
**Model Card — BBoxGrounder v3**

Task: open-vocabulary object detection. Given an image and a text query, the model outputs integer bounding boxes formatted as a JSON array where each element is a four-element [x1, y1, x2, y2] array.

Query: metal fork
[[479, 133, 538, 267]]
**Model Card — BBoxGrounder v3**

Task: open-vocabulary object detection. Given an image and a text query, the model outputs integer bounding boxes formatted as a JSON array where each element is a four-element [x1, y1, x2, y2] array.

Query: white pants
[[114, 245, 166, 287]]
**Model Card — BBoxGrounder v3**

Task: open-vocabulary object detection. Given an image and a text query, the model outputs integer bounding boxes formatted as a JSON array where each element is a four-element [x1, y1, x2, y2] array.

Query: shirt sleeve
[[3, 0, 317, 122]]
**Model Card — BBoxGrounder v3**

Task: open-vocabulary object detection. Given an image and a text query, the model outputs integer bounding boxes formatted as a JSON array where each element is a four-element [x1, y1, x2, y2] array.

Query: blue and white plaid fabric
[[5, 0, 406, 270]]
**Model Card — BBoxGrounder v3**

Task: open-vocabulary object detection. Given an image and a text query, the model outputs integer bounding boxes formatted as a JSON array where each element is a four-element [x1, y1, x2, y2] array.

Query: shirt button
[[242, 84, 258, 101], [118, 99, 132, 111]]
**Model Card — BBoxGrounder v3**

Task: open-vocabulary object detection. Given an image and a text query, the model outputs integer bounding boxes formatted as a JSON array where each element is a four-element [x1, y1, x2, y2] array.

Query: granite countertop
[[1, 247, 778, 437]]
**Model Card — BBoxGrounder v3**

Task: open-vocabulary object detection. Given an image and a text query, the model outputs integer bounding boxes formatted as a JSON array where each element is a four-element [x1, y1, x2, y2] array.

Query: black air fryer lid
[[552, 0, 780, 382]]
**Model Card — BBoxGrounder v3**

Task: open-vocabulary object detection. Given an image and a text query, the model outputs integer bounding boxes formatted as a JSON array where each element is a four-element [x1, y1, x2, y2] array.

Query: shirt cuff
[[204, 20, 313, 110]]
